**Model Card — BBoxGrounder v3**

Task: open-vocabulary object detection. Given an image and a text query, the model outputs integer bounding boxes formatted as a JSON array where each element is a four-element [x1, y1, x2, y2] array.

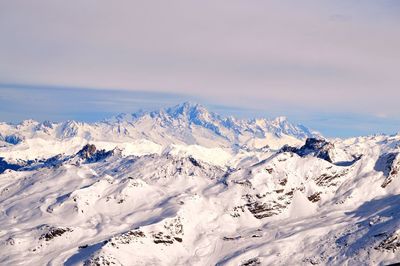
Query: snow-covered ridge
[[1, 103, 400, 265], [0, 102, 318, 161], [1, 102, 316, 141], [0, 134, 400, 265], [106, 101, 318, 140], [2, 102, 317, 141]]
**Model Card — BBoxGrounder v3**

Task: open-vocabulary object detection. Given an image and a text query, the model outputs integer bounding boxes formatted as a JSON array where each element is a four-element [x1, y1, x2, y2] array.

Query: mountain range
[[0, 102, 399, 265]]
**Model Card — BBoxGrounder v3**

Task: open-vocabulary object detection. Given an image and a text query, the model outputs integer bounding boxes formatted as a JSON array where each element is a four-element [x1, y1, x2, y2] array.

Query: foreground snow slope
[[1, 103, 400, 265]]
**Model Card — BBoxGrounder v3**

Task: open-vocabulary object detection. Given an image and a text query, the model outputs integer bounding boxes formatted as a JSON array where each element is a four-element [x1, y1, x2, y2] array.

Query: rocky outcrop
[[0, 133, 23, 145], [376, 231, 400, 252], [297, 138, 334, 162], [245, 200, 287, 219], [77, 144, 97, 159], [76, 144, 114, 163], [241, 257, 261, 266], [380, 153, 400, 188], [39, 226, 73, 241], [280, 138, 334, 163], [0, 157, 24, 174], [308, 192, 322, 202], [3, 134, 23, 145]]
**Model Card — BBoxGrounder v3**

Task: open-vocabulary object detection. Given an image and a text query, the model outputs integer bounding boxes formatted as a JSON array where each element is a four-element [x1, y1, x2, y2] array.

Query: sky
[[0, 0, 399, 137]]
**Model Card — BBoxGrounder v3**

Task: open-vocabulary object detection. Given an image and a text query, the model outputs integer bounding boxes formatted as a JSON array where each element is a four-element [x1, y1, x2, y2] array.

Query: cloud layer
[[0, 0, 399, 132]]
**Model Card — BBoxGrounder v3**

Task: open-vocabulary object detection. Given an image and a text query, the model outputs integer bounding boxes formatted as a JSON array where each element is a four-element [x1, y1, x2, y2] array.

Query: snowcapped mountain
[[105, 102, 314, 139], [0, 102, 317, 162], [1, 103, 400, 265]]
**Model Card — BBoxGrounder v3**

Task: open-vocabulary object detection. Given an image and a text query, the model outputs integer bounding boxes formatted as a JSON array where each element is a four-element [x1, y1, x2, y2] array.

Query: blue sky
[[1, 83, 399, 138], [0, 1, 399, 137]]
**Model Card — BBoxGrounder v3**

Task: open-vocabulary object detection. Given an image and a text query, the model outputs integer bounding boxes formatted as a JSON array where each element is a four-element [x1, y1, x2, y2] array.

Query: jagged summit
[[5, 102, 315, 141], [106, 102, 317, 140], [0, 102, 319, 157], [149, 102, 218, 124], [272, 116, 288, 123], [164, 101, 210, 118]]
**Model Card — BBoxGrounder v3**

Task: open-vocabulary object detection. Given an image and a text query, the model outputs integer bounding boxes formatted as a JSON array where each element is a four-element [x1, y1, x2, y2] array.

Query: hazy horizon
[[1, 83, 399, 138], [1, 1, 399, 138]]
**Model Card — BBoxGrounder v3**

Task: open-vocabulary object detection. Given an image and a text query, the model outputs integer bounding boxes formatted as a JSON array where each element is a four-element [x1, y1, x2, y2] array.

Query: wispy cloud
[[0, 83, 196, 122], [0, 1, 399, 136]]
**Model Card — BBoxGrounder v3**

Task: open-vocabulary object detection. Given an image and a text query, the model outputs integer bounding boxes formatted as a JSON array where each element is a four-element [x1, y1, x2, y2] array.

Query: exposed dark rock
[[76, 144, 114, 163], [255, 193, 266, 199], [233, 179, 253, 188], [241, 257, 261, 266], [3, 134, 23, 145], [265, 167, 273, 174], [280, 145, 298, 153], [308, 192, 322, 202], [315, 171, 348, 187], [39, 227, 72, 241], [279, 177, 288, 186], [280, 138, 334, 163], [43, 154, 64, 168], [77, 144, 97, 159], [0, 157, 23, 174], [153, 232, 174, 245], [376, 153, 400, 188], [164, 217, 184, 235], [231, 205, 246, 217], [223, 236, 241, 241], [298, 138, 334, 163], [376, 232, 400, 252], [110, 229, 146, 245], [188, 156, 201, 167], [246, 201, 286, 219], [285, 190, 294, 196], [153, 239, 174, 244]]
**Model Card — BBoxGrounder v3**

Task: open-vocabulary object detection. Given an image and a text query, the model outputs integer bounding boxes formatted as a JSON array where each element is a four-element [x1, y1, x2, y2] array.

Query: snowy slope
[[1, 104, 400, 265]]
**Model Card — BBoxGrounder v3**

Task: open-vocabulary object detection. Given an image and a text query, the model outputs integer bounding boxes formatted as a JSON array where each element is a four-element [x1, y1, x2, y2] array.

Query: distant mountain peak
[[273, 116, 288, 124], [1, 102, 319, 151], [164, 102, 211, 118]]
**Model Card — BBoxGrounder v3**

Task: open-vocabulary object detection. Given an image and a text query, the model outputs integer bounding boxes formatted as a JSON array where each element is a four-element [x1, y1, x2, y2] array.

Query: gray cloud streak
[[0, 0, 399, 118]]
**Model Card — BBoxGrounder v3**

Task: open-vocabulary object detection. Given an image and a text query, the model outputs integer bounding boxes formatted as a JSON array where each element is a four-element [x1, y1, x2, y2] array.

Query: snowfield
[[0, 102, 400, 265]]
